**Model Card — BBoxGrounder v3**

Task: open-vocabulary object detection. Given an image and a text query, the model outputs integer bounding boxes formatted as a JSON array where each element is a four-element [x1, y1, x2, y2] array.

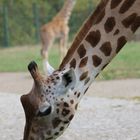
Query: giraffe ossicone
[[21, 0, 140, 139]]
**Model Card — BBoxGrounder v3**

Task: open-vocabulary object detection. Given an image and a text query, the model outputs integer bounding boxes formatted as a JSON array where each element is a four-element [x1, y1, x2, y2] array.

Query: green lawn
[[98, 42, 140, 80], [0, 42, 140, 80], [0, 45, 60, 72]]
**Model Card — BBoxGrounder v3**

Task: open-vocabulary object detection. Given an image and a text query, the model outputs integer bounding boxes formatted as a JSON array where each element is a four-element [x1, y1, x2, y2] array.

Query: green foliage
[[0, 0, 95, 47], [0, 45, 60, 72]]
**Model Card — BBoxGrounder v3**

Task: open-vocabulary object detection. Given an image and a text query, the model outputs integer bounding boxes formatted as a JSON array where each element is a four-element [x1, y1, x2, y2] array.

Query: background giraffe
[[40, 0, 76, 74], [21, 0, 140, 139]]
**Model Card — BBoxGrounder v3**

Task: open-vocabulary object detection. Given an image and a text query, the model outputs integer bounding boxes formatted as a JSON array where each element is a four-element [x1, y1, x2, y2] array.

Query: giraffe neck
[[54, 0, 76, 23], [60, 0, 140, 101]]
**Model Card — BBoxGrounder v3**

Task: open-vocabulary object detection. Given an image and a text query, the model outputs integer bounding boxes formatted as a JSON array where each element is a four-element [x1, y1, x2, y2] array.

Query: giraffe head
[[21, 61, 77, 140]]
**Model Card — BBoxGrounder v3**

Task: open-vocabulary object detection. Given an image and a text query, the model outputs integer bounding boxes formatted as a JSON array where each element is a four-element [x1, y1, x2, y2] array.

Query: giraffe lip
[[37, 106, 52, 117]]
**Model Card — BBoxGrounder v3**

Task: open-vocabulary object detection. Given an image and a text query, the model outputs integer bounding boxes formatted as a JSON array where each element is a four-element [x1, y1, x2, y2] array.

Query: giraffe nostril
[[37, 106, 52, 117]]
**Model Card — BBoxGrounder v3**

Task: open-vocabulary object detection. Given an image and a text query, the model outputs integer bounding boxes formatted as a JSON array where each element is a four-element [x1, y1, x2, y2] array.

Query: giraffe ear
[[62, 69, 76, 89], [44, 60, 55, 75]]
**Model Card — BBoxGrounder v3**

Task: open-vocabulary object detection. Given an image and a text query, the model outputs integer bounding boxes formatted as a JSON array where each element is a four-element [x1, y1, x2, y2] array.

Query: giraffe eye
[[37, 106, 52, 117]]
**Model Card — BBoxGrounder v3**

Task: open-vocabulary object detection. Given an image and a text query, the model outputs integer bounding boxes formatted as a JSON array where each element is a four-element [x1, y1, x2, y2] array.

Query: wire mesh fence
[[0, 0, 95, 47]]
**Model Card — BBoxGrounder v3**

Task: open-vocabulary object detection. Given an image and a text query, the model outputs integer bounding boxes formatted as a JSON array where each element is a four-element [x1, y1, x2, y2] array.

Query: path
[[0, 72, 140, 98]]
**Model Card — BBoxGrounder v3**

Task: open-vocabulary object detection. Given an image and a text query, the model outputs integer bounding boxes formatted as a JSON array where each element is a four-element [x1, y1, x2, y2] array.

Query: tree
[[0, 0, 97, 47]]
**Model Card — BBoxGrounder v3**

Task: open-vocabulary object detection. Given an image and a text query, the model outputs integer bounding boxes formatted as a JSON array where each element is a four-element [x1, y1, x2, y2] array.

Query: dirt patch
[[0, 72, 140, 98]]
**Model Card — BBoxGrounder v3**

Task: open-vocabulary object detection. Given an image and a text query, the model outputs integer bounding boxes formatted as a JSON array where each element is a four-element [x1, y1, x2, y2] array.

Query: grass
[[0, 42, 140, 80], [0, 45, 60, 73], [98, 42, 140, 80]]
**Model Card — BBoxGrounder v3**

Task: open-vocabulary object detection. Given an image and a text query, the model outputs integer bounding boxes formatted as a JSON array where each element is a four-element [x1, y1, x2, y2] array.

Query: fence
[[0, 1, 94, 47]]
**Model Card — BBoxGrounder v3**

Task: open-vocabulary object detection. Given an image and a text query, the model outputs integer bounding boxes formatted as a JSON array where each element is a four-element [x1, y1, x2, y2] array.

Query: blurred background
[[0, 2, 140, 139], [0, 0, 140, 80]]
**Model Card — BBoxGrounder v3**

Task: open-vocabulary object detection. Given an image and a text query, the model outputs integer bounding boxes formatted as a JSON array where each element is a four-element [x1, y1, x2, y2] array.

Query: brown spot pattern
[[74, 92, 77, 95], [119, 0, 136, 14], [100, 42, 112, 56], [116, 36, 127, 53], [77, 92, 81, 98], [60, 127, 64, 131], [77, 44, 86, 58], [131, 16, 140, 32], [64, 102, 69, 107], [69, 114, 74, 121], [70, 100, 74, 104], [52, 118, 61, 129], [80, 71, 88, 81], [114, 29, 120, 35], [85, 30, 101, 47], [111, 0, 122, 9], [104, 17, 116, 33], [122, 13, 137, 28], [54, 132, 59, 136], [79, 57, 88, 68], [62, 109, 70, 116], [75, 104, 78, 110], [63, 121, 69, 124], [84, 77, 90, 85], [92, 55, 102, 67], [70, 58, 76, 69]]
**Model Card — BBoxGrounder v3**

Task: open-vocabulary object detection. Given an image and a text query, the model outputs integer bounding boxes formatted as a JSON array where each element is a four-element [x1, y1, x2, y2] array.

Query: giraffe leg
[[59, 33, 68, 62], [63, 33, 69, 56], [41, 35, 54, 75], [59, 38, 64, 62], [63, 27, 69, 58]]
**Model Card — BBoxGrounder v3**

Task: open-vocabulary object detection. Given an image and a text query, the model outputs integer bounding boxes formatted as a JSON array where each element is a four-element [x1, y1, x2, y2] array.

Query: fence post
[[32, 3, 40, 44], [3, 5, 10, 47]]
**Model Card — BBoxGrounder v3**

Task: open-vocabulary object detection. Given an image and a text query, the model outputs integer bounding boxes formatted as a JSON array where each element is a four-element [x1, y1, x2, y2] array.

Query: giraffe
[[21, 0, 140, 139], [40, 0, 76, 74]]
